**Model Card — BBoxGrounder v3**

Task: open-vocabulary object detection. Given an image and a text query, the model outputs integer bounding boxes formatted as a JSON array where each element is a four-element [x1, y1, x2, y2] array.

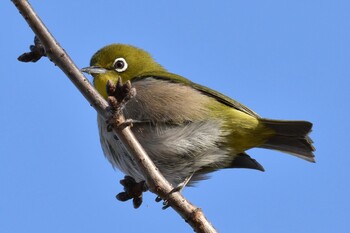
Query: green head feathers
[[84, 44, 166, 98]]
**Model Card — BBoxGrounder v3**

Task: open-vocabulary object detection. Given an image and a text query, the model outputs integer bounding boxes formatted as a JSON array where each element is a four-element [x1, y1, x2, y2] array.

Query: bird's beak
[[81, 66, 107, 74]]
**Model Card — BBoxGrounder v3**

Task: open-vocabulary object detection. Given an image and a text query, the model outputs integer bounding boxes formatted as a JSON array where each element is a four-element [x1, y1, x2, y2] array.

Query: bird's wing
[[190, 82, 260, 118], [133, 72, 260, 118]]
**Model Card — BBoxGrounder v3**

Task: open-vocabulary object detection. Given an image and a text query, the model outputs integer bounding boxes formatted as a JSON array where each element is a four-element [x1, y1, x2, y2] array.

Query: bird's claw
[[156, 173, 194, 210], [107, 118, 134, 132], [116, 176, 148, 209]]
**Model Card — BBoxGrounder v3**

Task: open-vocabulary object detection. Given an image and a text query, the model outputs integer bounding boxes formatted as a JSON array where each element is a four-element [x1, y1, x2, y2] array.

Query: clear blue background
[[1, 1, 349, 232]]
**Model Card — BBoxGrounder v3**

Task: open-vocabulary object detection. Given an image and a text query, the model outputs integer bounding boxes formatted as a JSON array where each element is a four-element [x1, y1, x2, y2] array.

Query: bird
[[82, 43, 315, 194]]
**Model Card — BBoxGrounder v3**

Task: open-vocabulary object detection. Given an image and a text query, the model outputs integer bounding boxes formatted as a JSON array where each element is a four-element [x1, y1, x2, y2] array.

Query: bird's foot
[[156, 173, 194, 210], [116, 176, 148, 209], [105, 77, 136, 130]]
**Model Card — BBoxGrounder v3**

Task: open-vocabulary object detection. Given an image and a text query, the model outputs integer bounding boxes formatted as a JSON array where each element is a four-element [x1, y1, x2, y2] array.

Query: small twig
[[17, 36, 46, 62], [12, 1, 218, 232], [116, 176, 148, 209]]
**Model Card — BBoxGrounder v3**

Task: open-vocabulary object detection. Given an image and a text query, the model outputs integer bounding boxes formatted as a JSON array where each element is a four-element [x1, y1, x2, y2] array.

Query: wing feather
[[133, 72, 260, 118]]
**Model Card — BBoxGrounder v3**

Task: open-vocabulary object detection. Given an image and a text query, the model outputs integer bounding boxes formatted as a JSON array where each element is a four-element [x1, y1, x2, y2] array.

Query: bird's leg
[[116, 176, 149, 209], [156, 173, 194, 210], [105, 77, 137, 131]]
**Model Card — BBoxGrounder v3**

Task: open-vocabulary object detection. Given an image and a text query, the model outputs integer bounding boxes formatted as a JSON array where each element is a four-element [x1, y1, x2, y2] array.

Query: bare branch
[[12, 0, 218, 232]]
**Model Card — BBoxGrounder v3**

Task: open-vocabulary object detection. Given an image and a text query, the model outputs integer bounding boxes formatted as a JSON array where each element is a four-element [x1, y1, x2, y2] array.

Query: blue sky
[[1, 1, 349, 232]]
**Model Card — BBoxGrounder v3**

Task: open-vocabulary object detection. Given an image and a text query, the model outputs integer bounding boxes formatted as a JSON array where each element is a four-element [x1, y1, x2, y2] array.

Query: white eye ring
[[113, 57, 128, 72]]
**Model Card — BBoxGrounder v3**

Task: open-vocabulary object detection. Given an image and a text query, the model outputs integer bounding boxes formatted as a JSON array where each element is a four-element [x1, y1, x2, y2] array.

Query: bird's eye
[[113, 58, 128, 72]]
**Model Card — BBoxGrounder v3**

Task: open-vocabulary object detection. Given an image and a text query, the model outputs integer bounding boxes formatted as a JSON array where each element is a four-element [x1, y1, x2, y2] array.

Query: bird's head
[[82, 44, 166, 98]]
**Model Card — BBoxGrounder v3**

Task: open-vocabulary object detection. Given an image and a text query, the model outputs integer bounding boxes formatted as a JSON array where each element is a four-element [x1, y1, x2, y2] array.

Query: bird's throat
[[93, 73, 119, 99]]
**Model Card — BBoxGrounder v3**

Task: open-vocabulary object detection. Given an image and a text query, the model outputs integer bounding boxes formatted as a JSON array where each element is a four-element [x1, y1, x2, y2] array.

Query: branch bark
[[12, 0, 218, 232]]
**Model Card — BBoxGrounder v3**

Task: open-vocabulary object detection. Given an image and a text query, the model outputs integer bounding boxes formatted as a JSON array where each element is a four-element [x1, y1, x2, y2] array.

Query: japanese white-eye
[[82, 44, 315, 187]]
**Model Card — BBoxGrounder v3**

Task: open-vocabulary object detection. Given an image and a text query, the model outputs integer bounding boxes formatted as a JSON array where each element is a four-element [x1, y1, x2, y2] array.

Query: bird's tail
[[259, 119, 315, 162]]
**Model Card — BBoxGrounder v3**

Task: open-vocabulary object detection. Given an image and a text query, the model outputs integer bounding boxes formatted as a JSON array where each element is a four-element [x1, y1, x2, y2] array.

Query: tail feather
[[259, 119, 315, 162]]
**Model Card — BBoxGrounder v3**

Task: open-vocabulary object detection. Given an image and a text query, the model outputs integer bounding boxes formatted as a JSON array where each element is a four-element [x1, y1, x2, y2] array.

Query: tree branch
[[11, 0, 218, 232]]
